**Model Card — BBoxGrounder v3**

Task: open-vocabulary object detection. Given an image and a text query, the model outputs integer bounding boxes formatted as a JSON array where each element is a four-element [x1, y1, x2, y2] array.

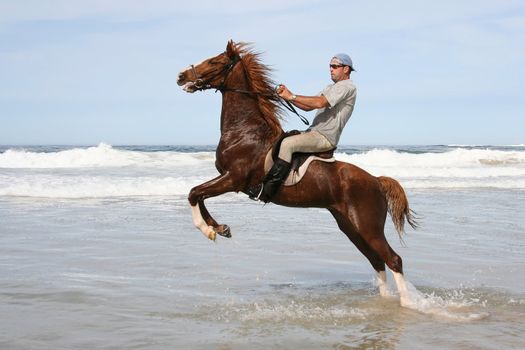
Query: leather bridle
[[189, 54, 240, 92], [188, 54, 309, 125]]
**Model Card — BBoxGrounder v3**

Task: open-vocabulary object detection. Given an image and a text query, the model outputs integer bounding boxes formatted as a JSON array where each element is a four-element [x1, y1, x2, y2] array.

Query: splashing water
[[398, 279, 490, 321]]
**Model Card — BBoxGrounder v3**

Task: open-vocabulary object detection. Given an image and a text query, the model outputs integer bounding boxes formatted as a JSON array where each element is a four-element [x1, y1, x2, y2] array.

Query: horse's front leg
[[188, 173, 236, 241], [198, 201, 231, 238]]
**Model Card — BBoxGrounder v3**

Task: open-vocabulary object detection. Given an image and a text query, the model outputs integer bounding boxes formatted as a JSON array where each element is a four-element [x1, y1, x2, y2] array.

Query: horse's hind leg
[[376, 270, 389, 297], [330, 209, 389, 297], [363, 233, 411, 306]]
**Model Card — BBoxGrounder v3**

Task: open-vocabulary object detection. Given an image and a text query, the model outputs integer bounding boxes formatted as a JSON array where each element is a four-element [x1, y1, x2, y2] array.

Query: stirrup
[[247, 184, 264, 201]]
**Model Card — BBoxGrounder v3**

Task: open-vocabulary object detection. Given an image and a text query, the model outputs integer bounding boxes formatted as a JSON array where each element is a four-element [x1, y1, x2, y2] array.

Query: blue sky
[[1, 0, 524, 145]]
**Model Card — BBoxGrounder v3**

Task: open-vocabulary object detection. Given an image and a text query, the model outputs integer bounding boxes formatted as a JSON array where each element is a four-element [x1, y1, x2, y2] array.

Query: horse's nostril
[[177, 72, 186, 85]]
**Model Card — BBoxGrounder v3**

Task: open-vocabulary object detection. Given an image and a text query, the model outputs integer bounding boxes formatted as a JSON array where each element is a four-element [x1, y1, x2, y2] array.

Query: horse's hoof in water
[[399, 294, 413, 308], [217, 225, 231, 238]]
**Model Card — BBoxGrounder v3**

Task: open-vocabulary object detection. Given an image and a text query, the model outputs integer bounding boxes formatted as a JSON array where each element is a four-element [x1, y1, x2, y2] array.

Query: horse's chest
[[214, 147, 261, 174]]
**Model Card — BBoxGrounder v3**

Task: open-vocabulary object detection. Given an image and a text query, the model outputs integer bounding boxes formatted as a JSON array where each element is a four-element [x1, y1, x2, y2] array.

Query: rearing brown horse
[[177, 41, 417, 306]]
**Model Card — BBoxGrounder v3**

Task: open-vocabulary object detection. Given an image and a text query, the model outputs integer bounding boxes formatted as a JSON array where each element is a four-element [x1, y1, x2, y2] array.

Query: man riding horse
[[248, 53, 357, 202], [177, 41, 417, 307]]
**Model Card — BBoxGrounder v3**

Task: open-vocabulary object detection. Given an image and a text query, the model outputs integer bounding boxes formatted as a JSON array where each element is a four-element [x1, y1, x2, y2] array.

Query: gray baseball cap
[[333, 53, 356, 71]]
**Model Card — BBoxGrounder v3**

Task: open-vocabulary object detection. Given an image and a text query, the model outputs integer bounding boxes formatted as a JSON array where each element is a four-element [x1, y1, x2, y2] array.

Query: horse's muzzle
[[177, 71, 197, 92], [176, 72, 187, 86]]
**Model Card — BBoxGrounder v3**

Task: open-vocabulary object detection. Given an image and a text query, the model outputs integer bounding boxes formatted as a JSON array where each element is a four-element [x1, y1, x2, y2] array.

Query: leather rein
[[189, 55, 309, 126]]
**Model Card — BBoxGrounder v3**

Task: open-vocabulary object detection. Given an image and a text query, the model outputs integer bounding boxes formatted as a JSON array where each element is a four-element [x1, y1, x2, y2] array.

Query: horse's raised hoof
[[216, 225, 231, 238], [204, 226, 217, 241]]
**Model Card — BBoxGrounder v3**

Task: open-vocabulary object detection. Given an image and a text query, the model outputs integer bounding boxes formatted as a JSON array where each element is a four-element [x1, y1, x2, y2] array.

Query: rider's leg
[[278, 131, 334, 162], [256, 158, 292, 202], [250, 131, 334, 202]]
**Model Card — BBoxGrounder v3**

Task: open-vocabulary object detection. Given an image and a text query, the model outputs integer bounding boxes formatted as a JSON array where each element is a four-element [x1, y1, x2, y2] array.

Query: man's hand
[[276, 84, 294, 101], [276, 83, 330, 111]]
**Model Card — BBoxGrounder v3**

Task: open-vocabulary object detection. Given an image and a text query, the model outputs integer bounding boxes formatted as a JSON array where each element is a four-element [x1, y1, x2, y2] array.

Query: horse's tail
[[378, 176, 418, 237]]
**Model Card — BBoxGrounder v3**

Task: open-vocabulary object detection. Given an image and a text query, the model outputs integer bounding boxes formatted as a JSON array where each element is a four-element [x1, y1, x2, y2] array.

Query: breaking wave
[[1, 144, 524, 198]]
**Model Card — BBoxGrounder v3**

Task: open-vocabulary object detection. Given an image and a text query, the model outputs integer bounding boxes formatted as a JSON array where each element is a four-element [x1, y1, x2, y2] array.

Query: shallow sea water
[[1, 189, 524, 349]]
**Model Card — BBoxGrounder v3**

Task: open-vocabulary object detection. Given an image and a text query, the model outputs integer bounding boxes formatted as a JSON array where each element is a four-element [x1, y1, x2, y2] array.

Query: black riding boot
[[248, 158, 292, 203]]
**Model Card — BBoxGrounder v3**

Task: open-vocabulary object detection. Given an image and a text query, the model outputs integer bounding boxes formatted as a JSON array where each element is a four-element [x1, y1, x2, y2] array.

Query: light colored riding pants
[[278, 131, 335, 163]]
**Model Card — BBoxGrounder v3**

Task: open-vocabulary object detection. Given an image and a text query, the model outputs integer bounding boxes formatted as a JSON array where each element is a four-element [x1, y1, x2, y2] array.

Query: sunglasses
[[329, 64, 345, 69]]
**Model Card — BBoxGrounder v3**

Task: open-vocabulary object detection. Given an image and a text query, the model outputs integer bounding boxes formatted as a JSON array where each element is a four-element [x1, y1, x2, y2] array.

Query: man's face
[[329, 58, 348, 83]]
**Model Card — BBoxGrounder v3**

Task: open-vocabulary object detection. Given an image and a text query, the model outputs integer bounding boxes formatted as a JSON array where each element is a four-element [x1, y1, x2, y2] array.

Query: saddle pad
[[264, 150, 336, 186]]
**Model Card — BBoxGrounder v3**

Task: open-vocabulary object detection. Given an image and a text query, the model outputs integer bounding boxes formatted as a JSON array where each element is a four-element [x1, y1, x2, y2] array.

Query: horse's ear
[[226, 40, 236, 59]]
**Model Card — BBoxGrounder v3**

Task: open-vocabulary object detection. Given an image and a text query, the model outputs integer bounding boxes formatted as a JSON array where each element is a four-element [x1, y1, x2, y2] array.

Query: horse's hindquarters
[[273, 161, 378, 209]]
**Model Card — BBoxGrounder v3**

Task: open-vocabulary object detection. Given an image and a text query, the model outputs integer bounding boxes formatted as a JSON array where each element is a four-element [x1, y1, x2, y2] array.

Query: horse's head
[[177, 40, 239, 93]]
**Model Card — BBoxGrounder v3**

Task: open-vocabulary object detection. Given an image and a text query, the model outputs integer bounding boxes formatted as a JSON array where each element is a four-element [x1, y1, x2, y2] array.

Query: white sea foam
[[1, 144, 524, 197], [335, 148, 525, 172], [335, 148, 525, 189], [239, 300, 368, 323], [0, 174, 203, 198], [0, 143, 215, 169], [399, 280, 490, 321]]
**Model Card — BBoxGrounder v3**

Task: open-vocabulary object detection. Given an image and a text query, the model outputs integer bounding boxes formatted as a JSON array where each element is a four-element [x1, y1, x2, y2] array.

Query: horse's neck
[[216, 66, 282, 175], [219, 94, 281, 155], [219, 70, 281, 141]]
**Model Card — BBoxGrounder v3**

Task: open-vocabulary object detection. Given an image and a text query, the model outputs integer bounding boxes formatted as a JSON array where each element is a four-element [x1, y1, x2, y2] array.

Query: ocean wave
[[1, 145, 525, 197], [2, 144, 524, 171], [334, 148, 525, 179], [0, 143, 215, 169], [336, 148, 525, 167], [448, 144, 525, 148], [0, 174, 208, 198]]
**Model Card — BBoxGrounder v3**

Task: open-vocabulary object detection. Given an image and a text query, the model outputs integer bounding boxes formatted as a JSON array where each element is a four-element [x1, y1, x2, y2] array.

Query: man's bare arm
[[290, 95, 329, 111], [277, 84, 329, 111]]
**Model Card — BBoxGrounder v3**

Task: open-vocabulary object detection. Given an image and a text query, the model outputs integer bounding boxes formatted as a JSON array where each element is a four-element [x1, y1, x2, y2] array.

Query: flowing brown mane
[[232, 42, 284, 131]]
